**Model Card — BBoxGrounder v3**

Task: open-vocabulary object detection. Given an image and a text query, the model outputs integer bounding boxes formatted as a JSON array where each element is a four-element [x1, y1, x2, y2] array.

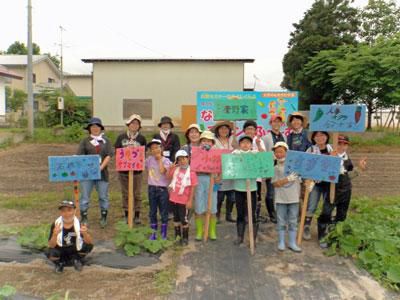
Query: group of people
[[47, 112, 367, 273]]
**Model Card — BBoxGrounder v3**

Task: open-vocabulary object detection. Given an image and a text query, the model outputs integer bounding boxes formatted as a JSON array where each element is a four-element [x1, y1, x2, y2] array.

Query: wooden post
[[128, 170, 134, 229], [246, 179, 255, 255], [73, 180, 80, 218], [297, 180, 312, 246], [330, 132, 339, 203], [203, 175, 215, 242]]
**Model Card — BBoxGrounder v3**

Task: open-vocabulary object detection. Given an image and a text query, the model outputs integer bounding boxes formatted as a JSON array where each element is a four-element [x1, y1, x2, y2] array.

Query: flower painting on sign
[[48, 155, 101, 182]]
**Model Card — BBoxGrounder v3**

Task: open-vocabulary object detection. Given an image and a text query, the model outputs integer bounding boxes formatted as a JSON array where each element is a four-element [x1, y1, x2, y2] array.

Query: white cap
[[175, 149, 189, 160], [272, 141, 289, 151]]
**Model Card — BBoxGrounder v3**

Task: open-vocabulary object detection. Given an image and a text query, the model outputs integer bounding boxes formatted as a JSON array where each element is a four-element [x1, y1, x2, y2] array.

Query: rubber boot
[[318, 222, 329, 249], [195, 217, 203, 241], [161, 223, 168, 240], [54, 260, 64, 273], [278, 230, 286, 251], [149, 224, 157, 240], [174, 226, 182, 243], [80, 210, 88, 225], [209, 217, 217, 241], [182, 227, 189, 245], [216, 197, 223, 224], [288, 230, 302, 252], [134, 211, 141, 225], [303, 216, 312, 240], [234, 222, 245, 245], [225, 200, 236, 223], [100, 210, 107, 228], [124, 210, 129, 224]]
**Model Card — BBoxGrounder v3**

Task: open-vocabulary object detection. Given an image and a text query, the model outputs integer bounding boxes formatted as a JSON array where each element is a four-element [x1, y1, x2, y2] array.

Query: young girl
[[233, 135, 258, 245], [194, 130, 219, 241], [272, 142, 302, 252], [77, 117, 112, 227], [168, 150, 198, 245], [145, 139, 172, 240], [303, 131, 333, 241], [212, 121, 237, 223], [114, 114, 147, 225]]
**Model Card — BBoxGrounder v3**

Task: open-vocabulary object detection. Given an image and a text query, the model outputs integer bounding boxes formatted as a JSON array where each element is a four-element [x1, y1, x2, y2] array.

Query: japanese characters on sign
[[115, 146, 145, 171], [190, 147, 231, 173], [48, 155, 101, 182], [214, 99, 257, 121]]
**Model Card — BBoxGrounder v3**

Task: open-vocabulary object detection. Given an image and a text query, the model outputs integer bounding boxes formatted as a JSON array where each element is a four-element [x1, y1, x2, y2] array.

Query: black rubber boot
[[225, 200, 236, 223], [80, 210, 88, 225], [134, 211, 141, 225], [100, 210, 107, 228], [174, 226, 182, 243], [253, 222, 259, 246], [234, 222, 245, 245], [54, 261, 64, 273], [216, 198, 223, 224], [182, 227, 189, 246]]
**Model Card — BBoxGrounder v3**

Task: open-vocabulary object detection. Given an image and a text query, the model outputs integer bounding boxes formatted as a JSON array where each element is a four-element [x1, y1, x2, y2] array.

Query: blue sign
[[284, 151, 341, 183], [310, 104, 366, 132], [48, 155, 101, 182], [197, 91, 298, 136]]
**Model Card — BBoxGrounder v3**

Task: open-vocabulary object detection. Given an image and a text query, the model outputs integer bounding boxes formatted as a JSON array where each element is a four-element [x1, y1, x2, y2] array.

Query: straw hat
[[287, 112, 308, 127]]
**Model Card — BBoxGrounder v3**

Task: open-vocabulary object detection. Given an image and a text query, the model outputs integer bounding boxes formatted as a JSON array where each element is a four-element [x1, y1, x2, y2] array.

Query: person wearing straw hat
[[47, 200, 94, 273], [181, 123, 202, 158], [114, 114, 147, 225], [77, 117, 113, 227], [211, 120, 237, 223], [153, 116, 181, 163], [286, 112, 311, 152], [194, 130, 219, 241]]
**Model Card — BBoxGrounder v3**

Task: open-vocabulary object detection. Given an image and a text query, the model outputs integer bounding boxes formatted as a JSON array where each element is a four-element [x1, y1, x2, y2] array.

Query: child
[[77, 117, 113, 227], [271, 142, 302, 252], [194, 131, 219, 241], [181, 123, 202, 158], [233, 135, 258, 245], [286, 112, 312, 152], [168, 150, 198, 245], [153, 116, 181, 163], [145, 139, 172, 240], [114, 114, 147, 225], [47, 200, 93, 273], [303, 131, 333, 241], [317, 135, 367, 248]]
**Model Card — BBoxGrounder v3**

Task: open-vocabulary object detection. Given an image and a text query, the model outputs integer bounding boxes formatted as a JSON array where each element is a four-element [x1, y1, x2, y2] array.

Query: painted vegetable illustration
[[355, 106, 362, 124], [313, 108, 324, 122]]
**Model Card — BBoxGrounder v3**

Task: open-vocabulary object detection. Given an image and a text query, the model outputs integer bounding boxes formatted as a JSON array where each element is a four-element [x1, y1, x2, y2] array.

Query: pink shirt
[[169, 167, 198, 205]]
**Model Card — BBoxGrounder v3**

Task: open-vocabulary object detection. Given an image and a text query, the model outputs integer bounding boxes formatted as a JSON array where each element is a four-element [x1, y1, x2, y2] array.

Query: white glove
[[287, 172, 299, 182], [308, 181, 315, 192]]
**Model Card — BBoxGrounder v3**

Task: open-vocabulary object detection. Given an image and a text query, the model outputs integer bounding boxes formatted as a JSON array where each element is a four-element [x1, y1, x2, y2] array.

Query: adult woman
[[181, 123, 202, 158], [77, 117, 113, 228]]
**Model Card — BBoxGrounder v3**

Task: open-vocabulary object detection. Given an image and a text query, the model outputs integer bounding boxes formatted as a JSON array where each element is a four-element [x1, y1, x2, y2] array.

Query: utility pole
[[27, 0, 34, 136], [59, 25, 65, 126]]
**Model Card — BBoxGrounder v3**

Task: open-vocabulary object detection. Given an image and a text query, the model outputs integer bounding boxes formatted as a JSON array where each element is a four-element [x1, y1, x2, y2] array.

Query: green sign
[[221, 152, 274, 179], [214, 99, 257, 121]]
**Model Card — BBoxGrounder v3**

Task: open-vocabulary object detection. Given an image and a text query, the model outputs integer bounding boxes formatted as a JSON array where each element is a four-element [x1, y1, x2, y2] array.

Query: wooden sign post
[[246, 179, 255, 255], [203, 176, 215, 242], [297, 180, 312, 245], [116, 146, 145, 228]]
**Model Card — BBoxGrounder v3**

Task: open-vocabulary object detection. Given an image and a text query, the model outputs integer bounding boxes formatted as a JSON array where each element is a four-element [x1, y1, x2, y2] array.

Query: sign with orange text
[[115, 146, 145, 171], [190, 146, 231, 173]]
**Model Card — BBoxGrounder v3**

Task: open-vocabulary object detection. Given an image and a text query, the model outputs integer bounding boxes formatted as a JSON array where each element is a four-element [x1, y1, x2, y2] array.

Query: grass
[[154, 246, 183, 295], [350, 132, 400, 148]]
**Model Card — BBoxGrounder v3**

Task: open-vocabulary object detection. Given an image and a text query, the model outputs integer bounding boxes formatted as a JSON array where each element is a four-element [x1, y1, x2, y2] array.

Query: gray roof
[[0, 55, 48, 66], [82, 57, 255, 63]]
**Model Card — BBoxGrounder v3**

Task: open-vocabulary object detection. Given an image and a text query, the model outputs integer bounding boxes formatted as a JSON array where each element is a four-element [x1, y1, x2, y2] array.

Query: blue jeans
[[276, 203, 299, 232], [306, 184, 330, 217], [195, 175, 217, 214], [148, 185, 169, 224], [80, 180, 109, 211]]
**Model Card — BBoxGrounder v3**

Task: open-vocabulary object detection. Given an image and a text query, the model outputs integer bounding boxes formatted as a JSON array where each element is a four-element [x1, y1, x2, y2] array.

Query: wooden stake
[[246, 179, 255, 255], [330, 132, 339, 204], [73, 180, 80, 218], [297, 180, 312, 246], [203, 175, 215, 242], [128, 170, 134, 229]]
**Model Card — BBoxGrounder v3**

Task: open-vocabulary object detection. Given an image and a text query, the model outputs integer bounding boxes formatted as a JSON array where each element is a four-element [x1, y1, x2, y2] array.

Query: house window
[[32, 73, 36, 83], [123, 99, 152, 120], [48, 78, 55, 83]]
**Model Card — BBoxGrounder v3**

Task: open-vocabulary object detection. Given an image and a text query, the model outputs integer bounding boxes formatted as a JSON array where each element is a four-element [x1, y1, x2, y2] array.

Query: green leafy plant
[[324, 196, 400, 291], [17, 224, 51, 251], [114, 221, 173, 256], [0, 285, 16, 299]]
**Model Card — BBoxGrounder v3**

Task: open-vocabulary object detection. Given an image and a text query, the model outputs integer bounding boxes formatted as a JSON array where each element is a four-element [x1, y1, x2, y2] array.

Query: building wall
[[92, 61, 245, 127], [0, 79, 6, 117], [65, 76, 92, 97]]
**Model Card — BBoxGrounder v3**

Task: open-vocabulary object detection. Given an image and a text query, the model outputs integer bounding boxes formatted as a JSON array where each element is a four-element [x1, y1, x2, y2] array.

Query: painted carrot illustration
[[355, 106, 362, 123]]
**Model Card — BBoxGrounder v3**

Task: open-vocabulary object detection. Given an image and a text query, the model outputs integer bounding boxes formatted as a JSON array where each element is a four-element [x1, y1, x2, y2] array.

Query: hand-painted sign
[[197, 91, 298, 136], [310, 104, 366, 132], [284, 150, 341, 183], [214, 99, 257, 121], [48, 155, 101, 182], [116, 146, 145, 171], [221, 152, 274, 179], [190, 147, 231, 173]]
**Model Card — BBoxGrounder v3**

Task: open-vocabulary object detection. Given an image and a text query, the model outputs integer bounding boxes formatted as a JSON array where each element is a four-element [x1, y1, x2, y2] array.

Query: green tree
[[360, 0, 400, 44], [281, 0, 360, 109], [44, 53, 61, 68], [5, 87, 27, 112], [6, 41, 40, 55]]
